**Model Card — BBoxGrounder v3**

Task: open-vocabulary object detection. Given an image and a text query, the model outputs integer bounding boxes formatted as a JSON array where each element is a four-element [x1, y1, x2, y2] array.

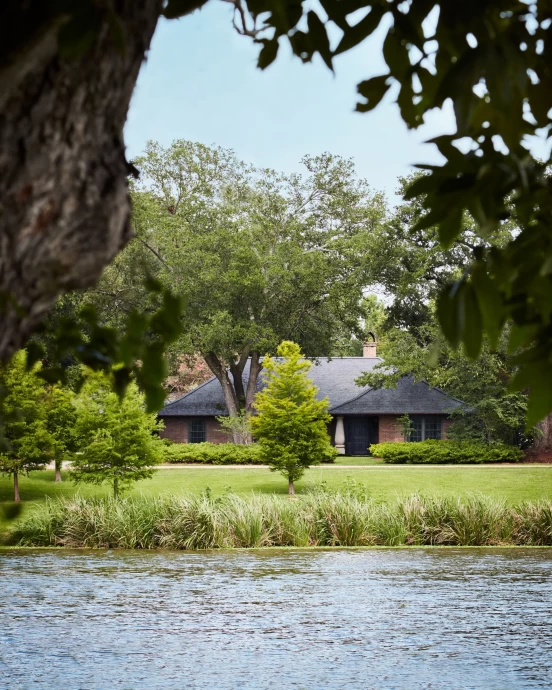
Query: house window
[[409, 416, 442, 442], [188, 418, 206, 443]]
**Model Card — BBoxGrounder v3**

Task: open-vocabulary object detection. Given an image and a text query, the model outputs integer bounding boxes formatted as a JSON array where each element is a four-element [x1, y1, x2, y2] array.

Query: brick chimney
[[363, 332, 377, 358]]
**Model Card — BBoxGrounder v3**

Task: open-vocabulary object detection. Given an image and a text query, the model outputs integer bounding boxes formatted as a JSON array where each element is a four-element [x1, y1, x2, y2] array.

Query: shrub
[[163, 442, 264, 465], [370, 440, 524, 464], [164, 441, 337, 465], [11, 493, 552, 548]]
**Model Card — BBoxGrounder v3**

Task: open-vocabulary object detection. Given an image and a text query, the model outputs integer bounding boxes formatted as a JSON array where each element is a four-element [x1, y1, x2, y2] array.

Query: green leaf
[[163, 0, 208, 19], [307, 11, 333, 70], [461, 284, 483, 358], [437, 284, 462, 349], [356, 75, 391, 113], [334, 6, 385, 56], [25, 342, 44, 370], [382, 28, 410, 76], [257, 39, 279, 70], [438, 206, 463, 248], [471, 265, 503, 348], [508, 324, 538, 354]]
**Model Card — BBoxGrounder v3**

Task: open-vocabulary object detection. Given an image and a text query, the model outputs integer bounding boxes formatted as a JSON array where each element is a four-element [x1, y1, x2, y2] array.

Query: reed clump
[[10, 492, 552, 549]]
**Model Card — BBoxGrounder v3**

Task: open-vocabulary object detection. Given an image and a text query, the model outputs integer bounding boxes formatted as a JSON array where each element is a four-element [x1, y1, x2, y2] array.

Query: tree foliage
[[251, 341, 336, 494], [0, 352, 51, 501], [87, 140, 385, 424], [221, 0, 552, 425], [45, 384, 78, 482], [5, 0, 552, 427], [72, 373, 164, 497]]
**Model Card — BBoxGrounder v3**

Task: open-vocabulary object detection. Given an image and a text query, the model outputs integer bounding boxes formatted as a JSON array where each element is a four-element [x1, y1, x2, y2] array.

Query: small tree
[[216, 411, 253, 445], [396, 414, 414, 441], [251, 341, 335, 495], [72, 374, 163, 497], [0, 351, 51, 502], [45, 385, 78, 482]]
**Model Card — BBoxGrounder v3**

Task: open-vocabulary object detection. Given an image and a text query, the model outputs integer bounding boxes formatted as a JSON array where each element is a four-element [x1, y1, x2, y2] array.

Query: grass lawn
[[1, 465, 551, 514], [333, 456, 384, 466]]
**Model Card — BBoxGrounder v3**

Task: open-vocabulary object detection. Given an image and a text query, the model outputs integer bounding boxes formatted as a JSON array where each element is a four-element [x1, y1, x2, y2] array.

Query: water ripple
[[0, 549, 551, 689]]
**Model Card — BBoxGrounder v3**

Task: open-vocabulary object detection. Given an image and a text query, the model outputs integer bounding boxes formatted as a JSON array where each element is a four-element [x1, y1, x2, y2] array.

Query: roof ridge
[[419, 380, 465, 405], [160, 374, 218, 408]]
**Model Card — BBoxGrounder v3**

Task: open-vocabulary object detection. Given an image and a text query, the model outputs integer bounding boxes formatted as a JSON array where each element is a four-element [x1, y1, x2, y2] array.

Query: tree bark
[[113, 477, 119, 499], [13, 469, 20, 503], [55, 459, 62, 483], [288, 477, 295, 495], [245, 351, 262, 412], [205, 350, 264, 444], [0, 1, 167, 361], [533, 412, 552, 451]]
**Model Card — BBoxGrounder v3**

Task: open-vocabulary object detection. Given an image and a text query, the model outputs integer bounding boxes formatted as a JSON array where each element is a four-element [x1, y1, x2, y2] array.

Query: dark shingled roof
[[159, 357, 464, 417]]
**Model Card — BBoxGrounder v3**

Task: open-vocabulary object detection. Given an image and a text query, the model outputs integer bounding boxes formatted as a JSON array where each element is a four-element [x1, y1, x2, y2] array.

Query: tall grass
[[9, 492, 552, 549]]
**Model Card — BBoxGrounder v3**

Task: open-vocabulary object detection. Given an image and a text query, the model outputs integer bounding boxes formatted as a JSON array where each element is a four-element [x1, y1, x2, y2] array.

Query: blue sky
[[125, 3, 455, 203]]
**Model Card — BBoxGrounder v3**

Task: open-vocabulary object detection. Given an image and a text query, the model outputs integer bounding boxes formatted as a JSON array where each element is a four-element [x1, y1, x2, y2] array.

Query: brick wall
[[442, 417, 453, 439], [159, 416, 228, 444], [378, 415, 405, 443]]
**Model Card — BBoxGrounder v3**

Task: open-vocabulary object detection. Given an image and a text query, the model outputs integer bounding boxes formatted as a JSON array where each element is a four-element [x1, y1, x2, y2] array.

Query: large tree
[[3, 0, 552, 423], [87, 141, 385, 429]]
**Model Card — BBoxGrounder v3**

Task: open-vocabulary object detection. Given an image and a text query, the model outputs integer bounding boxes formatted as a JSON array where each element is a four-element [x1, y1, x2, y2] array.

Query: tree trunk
[[288, 477, 295, 495], [113, 477, 119, 499], [205, 350, 264, 444], [13, 469, 20, 503], [55, 459, 62, 483], [245, 351, 262, 412], [0, 1, 169, 361], [533, 412, 552, 451]]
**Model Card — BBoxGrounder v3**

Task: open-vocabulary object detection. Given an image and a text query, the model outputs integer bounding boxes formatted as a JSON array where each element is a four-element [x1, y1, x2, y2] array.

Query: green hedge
[[164, 442, 264, 465], [163, 442, 337, 465], [370, 440, 524, 464]]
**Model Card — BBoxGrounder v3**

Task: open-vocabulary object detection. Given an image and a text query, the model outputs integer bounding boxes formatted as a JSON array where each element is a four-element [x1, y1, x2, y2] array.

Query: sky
[[124, 3, 456, 204]]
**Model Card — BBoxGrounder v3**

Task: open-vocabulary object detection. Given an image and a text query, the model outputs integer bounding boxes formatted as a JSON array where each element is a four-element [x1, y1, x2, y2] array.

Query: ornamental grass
[[10, 492, 552, 549]]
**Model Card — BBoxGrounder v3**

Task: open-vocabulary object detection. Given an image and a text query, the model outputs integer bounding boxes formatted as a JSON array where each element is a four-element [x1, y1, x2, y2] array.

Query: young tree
[[72, 374, 163, 497], [45, 385, 78, 482], [251, 341, 335, 495], [0, 351, 51, 502]]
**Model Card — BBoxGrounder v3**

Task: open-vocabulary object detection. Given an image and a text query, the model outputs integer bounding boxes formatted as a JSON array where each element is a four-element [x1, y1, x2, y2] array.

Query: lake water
[[1, 549, 551, 689]]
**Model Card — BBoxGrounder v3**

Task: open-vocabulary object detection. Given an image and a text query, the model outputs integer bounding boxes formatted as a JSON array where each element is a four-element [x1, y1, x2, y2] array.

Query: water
[[0, 549, 551, 690]]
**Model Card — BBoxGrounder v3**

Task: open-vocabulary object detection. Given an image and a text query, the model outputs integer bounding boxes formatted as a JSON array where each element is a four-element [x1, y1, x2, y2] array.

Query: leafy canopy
[[216, 0, 552, 426], [251, 341, 337, 492], [72, 373, 164, 497], [0, 351, 51, 474]]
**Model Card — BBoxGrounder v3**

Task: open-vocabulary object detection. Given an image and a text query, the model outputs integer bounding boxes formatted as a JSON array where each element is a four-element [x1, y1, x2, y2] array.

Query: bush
[[10, 493, 552, 548], [163, 442, 337, 465], [163, 442, 263, 465], [370, 440, 524, 464]]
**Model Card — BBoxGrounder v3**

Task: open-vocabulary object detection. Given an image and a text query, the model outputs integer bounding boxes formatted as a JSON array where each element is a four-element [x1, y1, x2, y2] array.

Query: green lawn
[[1, 465, 551, 511], [333, 456, 384, 465]]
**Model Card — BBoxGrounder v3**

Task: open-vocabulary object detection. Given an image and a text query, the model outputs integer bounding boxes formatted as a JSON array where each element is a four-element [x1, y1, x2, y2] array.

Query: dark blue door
[[345, 416, 379, 456]]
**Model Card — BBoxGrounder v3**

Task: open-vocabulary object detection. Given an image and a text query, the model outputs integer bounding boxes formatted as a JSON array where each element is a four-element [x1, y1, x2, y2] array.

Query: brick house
[[158, 342, 463, 455]]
